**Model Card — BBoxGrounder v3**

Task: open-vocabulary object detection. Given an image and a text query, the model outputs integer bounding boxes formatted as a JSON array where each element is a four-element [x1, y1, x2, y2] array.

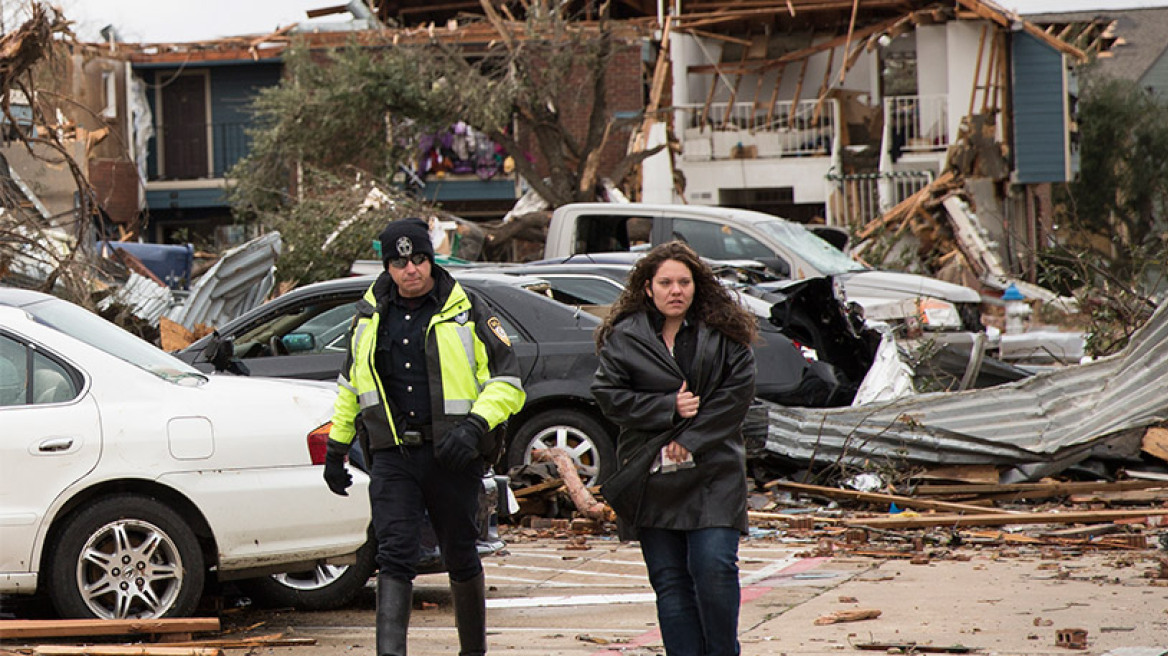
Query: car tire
[[507, 409, 615, 487], [238, 534, 377, 611], [47, 495, 205, 619]]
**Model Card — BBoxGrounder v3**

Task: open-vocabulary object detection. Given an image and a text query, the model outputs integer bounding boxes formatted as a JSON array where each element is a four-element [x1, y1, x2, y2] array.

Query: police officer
[[322, 217, 526, 656]]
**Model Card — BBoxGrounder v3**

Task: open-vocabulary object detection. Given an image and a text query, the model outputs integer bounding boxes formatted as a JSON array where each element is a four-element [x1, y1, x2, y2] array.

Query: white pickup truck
[[544, 202, 984, 332]]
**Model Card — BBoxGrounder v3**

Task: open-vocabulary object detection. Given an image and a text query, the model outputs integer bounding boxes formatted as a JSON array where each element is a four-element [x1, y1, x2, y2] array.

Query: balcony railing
[[676, 99, 838, 161], [825, 169, 935, 228], [884, 94, 949, 155]]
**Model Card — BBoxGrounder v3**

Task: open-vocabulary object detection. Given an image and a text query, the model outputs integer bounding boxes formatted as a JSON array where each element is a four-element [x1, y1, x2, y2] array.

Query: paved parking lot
[[226, 533, 1167, 656]]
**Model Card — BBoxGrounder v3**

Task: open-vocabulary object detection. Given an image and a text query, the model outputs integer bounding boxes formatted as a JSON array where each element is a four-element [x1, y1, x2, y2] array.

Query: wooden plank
[[787, 56, 810, 129], [912, 479, 1166, 497], [811, 44, 835, 124], [765, 480, 1015, 515], [844, 508, 1168, 530], [968, 24, 987, 117], [34, 648, 222, 656], [763, 63, 785, 127], [1142, 426, 1168, 462], [157, 634, 316, 648], [0, 619, 220, 640], [913, 464, 1000, 485]]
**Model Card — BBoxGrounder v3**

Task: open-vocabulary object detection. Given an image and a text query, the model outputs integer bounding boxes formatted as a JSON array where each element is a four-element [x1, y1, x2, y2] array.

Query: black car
[[178, 271, 618, 485]]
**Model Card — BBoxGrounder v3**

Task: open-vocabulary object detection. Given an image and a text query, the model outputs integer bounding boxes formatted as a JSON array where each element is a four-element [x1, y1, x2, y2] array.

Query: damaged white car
[[0, 288, 370, 619]]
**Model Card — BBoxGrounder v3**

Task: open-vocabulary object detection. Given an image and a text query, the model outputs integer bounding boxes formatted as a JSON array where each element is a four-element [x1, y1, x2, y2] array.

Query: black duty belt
[[400, 426, 433, 445]]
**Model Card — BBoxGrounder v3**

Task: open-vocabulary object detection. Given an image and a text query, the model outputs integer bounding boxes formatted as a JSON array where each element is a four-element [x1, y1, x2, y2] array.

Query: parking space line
[[487, 592, 658, 609]]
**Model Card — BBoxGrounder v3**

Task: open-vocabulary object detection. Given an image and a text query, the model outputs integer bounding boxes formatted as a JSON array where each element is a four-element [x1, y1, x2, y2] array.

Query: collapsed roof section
[[71, 0, 1081, 67]]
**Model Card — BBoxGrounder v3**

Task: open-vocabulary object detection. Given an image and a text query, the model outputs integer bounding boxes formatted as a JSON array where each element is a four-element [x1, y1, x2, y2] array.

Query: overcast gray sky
[[47, 0, 1168, 43]]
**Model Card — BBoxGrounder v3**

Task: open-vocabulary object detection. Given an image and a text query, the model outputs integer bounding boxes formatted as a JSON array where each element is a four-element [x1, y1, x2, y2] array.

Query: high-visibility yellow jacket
[[328, 266, 525, 454]]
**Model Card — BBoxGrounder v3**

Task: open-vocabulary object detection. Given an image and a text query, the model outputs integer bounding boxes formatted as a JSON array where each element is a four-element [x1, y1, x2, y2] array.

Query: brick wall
[[519, 41, 644, 191]]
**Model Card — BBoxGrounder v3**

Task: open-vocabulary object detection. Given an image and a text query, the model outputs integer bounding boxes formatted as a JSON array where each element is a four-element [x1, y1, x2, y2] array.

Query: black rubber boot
[[449, 572, 487, 656], [376, 574, 412, 656]]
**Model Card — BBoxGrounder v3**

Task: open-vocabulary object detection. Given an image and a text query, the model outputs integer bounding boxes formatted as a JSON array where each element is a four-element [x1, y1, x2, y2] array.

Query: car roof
[[0, 286, 57, 309], [559, 202, 791, 226]]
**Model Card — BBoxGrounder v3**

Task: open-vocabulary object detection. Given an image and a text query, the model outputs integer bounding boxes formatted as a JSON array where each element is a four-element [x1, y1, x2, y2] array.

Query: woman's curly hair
[[595, 241, 759, 350]]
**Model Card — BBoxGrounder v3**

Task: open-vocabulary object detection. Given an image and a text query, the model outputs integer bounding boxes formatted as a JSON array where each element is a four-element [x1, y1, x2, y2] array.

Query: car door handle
[[37, 437, 75, 453]]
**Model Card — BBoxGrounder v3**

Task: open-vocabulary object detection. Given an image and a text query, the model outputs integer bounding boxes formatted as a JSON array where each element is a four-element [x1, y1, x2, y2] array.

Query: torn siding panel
[[762, 302, 1168, 479]]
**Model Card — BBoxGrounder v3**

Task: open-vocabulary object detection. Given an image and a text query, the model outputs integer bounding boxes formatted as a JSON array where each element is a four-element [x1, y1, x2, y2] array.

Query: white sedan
[[0, 288, 370, 619]]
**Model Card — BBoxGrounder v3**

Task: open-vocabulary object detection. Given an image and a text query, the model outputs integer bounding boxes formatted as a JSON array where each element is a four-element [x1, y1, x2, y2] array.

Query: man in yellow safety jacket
[[322, 217, 525, 656]]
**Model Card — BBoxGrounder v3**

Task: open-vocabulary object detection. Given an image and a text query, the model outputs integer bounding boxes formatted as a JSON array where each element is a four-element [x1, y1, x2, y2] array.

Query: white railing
[[825, 169, 935, 227], [676, 99, 838, 160], [884, 94, 949, 154]]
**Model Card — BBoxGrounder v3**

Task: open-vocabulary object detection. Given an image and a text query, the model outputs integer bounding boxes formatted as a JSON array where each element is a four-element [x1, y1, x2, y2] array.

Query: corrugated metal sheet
[[99, 272, 173, 322], [761, 301, 1168, 482], [167, 231, 282, 329]]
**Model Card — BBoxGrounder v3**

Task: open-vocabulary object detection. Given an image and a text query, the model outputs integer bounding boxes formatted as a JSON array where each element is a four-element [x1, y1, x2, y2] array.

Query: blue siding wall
[[1011, 32, 1070, 183], [210, 64, 282, 175]]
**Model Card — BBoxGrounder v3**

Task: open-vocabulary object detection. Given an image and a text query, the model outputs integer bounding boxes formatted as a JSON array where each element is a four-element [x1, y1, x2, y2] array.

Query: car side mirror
[[281, 333, 316, 353], [757, 257, 791, 279]]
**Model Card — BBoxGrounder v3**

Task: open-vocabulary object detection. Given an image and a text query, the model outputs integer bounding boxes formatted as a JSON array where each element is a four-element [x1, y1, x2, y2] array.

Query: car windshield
[[27, 298, 205, 383], [755, 220, 867, 276]]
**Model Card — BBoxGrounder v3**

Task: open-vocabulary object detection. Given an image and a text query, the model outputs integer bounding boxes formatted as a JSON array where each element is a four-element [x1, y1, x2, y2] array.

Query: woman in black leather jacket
[[592, 241, 757, 656]]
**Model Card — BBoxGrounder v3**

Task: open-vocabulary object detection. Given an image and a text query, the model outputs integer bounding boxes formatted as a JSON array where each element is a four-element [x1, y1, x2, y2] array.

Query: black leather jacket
[[592, 311, 755, 537]]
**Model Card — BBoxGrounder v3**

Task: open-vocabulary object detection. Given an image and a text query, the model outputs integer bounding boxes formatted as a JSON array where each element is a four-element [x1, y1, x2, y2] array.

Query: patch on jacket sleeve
[[486, 316, 511, 346]]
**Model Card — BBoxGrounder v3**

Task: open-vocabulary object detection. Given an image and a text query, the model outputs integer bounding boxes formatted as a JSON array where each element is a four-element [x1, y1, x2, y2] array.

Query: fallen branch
[[532, 448, 615, 522]]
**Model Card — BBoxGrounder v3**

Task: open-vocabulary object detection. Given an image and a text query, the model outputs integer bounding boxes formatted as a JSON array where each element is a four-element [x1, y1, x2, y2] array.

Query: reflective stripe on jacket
[[329, 266, 525, 452]]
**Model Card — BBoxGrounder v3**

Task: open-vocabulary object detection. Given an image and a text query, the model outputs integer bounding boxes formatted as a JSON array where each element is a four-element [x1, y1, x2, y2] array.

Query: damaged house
[[638, 0, 1085, 293]]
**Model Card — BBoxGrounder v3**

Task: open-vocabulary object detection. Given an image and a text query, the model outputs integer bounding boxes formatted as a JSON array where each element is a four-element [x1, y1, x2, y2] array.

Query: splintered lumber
[[765, 480, 1014, 515], [0, 619, 220, 640], [154, 634, 317, 649], [1142, 426, 1168, 462], [912, 479, 1167, 500], [532, 448, 615, 522], [844, 508, 1168, 530], [512, 478, 564, 498], [813, 608, 881, 625], [34, 648, 221, 656]]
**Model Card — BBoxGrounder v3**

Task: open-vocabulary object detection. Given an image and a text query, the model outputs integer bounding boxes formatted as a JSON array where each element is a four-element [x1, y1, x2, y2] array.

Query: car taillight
[[307, 422, 332, 464]]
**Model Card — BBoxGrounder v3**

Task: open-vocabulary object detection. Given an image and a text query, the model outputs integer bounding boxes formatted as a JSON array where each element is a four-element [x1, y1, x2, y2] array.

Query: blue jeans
[[639, 527, 741, 656]]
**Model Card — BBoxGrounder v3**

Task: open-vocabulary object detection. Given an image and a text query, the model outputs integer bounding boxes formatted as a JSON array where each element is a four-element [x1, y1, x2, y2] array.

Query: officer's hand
[[323, 440, 353, 496], [436, 414, 487, 472]]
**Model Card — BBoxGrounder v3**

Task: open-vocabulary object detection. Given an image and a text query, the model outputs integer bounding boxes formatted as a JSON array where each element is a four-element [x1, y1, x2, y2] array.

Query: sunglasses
[[387, 253, 429, 269]]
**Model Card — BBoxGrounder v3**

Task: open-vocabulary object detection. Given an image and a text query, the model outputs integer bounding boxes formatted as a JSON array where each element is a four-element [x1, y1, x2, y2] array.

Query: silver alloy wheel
[[75, 518, 185, 619], [525, 424, 603, 485], [270, 564, 348, 591]]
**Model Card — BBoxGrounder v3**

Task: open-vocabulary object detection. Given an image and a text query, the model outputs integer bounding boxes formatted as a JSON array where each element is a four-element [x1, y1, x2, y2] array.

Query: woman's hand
[[676, 381, 700, 418], [663, 440, 691, 463]]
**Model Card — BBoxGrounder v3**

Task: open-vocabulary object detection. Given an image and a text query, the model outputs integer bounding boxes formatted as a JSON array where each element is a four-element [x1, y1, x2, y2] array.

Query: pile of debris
[[508, 451, 1168, 573]]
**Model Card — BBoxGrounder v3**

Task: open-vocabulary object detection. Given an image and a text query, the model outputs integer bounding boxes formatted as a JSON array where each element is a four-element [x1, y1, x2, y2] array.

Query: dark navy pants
[[639, 526, 741, 656], [368, 444, 483, 582]]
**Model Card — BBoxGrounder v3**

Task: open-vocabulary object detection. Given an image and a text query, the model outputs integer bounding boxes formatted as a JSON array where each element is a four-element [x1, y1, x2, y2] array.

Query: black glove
[[323, 439, 353, 496], [435, 414, 487, 473]]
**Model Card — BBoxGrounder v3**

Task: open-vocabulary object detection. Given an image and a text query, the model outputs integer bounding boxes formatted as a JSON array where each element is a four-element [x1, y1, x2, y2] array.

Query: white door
[[0, 332, 101, 577]]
